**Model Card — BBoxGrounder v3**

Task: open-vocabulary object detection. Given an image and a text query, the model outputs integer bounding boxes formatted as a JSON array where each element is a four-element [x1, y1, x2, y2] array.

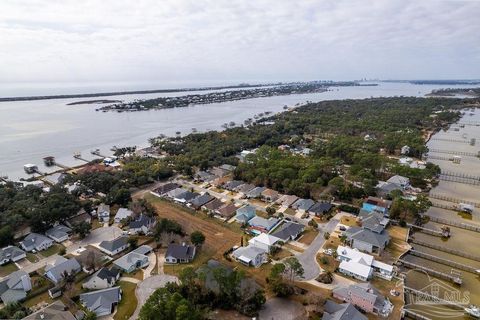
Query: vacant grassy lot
[[114, 281, 138, 320], [297, 228, 319, 245], [0, 262, 18, 277]]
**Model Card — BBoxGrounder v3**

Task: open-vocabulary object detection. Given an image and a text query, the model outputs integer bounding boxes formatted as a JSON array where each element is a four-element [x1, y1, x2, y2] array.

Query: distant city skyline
[[1, 0, 479, 84]]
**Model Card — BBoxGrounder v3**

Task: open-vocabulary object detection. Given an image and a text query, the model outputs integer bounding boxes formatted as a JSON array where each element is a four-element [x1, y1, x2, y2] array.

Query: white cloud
[[0, 0, 479, 84]]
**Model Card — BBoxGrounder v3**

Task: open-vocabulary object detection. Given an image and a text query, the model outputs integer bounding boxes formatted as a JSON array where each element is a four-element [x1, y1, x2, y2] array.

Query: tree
[[323, 232, 330, 240], [267, 263, 293, 297], [0, 226, 14, 247], [128, 237, 138, 249], [190, 231, 205, 247], [308, 219, 318, 228], [139, 287, 203, 320], [284, 257, 304, 282], [73, 221, 91, 239], [106, 188, 131, 206], [266, 207, 276, 216], [84, 311, 97, 320]]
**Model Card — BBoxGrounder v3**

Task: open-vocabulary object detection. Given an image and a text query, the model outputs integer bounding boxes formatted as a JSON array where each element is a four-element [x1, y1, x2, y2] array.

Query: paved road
[[258, 298, 306, 320], [295, 218, 339, 280], [66, 225, 122, 255], [129, 275, 179, 320]]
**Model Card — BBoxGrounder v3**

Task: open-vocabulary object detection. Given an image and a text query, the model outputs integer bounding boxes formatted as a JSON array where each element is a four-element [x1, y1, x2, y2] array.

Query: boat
[[465, 305, 480, 318]]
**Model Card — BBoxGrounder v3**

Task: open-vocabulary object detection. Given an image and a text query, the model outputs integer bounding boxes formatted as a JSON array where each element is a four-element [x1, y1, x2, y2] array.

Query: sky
[[0, 0, 479, 86]]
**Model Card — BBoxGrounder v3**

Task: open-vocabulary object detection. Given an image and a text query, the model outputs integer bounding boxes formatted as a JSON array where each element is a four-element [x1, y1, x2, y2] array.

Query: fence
[[428, 148, 479, 157], [409, 249, 478, 274], [410, 238, 480, 262]]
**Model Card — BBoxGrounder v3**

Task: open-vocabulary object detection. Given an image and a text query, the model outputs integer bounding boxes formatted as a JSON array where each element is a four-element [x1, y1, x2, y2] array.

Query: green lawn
[[24, 291, 53, 308], [26, 252, 40, 263], [114, 281, 138, 320], [163, 248, 213, 277], [41, 244, 65, 257], [0, 263, 18, 277]]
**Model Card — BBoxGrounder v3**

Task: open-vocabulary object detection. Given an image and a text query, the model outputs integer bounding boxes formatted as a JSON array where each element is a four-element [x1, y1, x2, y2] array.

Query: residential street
[[66, 225, 122, 255], [296, 217, 340, 280]]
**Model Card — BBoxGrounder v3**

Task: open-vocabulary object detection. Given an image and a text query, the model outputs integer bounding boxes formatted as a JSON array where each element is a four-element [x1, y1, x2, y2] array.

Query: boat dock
[[426, 216, 480, 234], [428, 148, 480, 158], [404, 286, 465, 310], [410, 238, 480, 262], [398, 259, 462, 285], [429, 193, 480, 208], [408, 249, 478, 274], [408, 223, 449, 238], [401, 309, 432, 320]]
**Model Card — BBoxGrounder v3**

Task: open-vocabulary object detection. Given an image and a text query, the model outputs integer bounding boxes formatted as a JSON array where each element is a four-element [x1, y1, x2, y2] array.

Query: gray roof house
[[98, 236, 129, 256], [0, 270, 32, 303], [174, 191, 199, 203], [235, 183, 256, 194], [165, 243, 196, 264], [358, 210, 390, 234], [232, 245, 267, 267], [153, 182, 180, 195], [344, 227, 390, 255], [223, 180, 245, 191], [235, 205, 257, 223], [66, 209, 92, 228], [0, 246, 26, 265], [245, 187, 266, 199], [195, 171, 216, 182], [45, 225, 72, 243], [166, 187, 187, 199], [129, 214, 156, 235], [20, 232, 54, 252], [23, 301, 76, 320], [322, 300, 367, 320], [189, 193, 215, 210], [83, 268, 120, 290], [292, 198, 315, 212], [308, 202, 333, 216], [97, 203, 111, 222], [80, 286, 122, 317], [376, 181, 402, 198], [276, 194, 299, 208], [248, 216, 280, 233], [114, 208, 134, 224], [202, 198, 224, 212], [271, 222, 305, 241], [113, 246, 152, 273], [45, 257, 81, 284], [386, 175, 410, 189], [219, 164, 236, 172]]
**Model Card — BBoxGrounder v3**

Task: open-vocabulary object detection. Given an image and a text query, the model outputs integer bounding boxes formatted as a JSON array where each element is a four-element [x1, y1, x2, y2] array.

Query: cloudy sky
[[1, 0, 479, 86]]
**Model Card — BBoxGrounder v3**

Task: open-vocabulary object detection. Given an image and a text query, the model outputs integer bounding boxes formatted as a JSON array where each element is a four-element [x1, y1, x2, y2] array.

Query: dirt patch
[[297, 228, 319, 245]]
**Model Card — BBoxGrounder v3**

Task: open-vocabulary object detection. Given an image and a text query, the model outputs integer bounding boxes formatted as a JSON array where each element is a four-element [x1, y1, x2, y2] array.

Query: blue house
[[235, 205, 257, 223]]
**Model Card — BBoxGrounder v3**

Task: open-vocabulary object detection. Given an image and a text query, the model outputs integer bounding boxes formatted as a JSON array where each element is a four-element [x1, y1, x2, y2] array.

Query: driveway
[[295, 217, 339, 280], [129, 275, 179, 320], [258, 298, 306, 320], [67, 225, 122, 255], [16, 254, 60, 275]]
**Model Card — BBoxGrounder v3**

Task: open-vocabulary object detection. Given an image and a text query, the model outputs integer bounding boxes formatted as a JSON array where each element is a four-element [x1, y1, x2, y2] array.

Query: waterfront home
[[215, 203, 238, 220], [245, 186, 266, 199], [98, 236, 129, 256], [322, 300, 367, 320], [20, 233, 54, 252], [0, 270, 31, 303], [336, 246, 393, 281], [223, 180, 245, 191], [83, 268, 120, 290], [375, 181, 402, 198], [308, 202, 333, 216], [97, 203, 111, 222], [276, 194, 299, 208], [23, 301, 76, 320], [248, 216, 280, 234], [129, 214, 156, 235], [271, 222, 305, 242], [248, 233, 281, 252], [235, 205, 257, 224], [232, 245, 267, 267], [66, 209, 92, 228], [45, 257, 81, 284], [358, 210, 390, 233], [202, 198, 224, 213], [190, 193, 215, 210], [361, 196, 391, 216], [151, 182, 179, 196], [44, 172, 68, 185], [45, 224, 72, 243], [344, 226, 390, 255], [113, 248, 150, 273], [165, 243, 196, 264], [386, 175, 410, 189], [0, 246, 26, 265], [114, 208, 133, 224], [333, 283, 393, 317], [80, 286, 122, 317], [291, 198, 315, 212], [261, 188, 280, 202]]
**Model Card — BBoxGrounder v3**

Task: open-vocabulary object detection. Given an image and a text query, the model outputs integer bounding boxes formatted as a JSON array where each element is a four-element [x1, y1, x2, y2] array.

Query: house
[[129, 214, 156, 235], [202, 198, 224, 213], [97, 203, 111, 222], [235, 205, 257, 223], [336, 246, 393, 281], [362, 196, 391, 216], [113, 246, 151, 273], [375, 181, 402, 198], [235, 183, 256, 196], [98, 236, 129, 256], [83, 268, 120, 290], [292, 198, 315, 212], [215, 203, 238, 220], [0, 270, 31, 303], [209, 166, 230, 178], [386, 175, 410, 189], [165, 187, 187, 199], [114, 208, 134, 224], [45, 257, 81, 284], [248, 216, 280, 234], [223, 180, 245, 191], [322, 300, 367, 320], [276, 194, 299, 208], [219, 164, 236, 172], [271, 222, 305, 241], [232, 245, 267, 267], [45, 225, 72, 243], [151, 182, 179, 196], [261, 188, 279, 202], [20, 233, 54, 252], [23, 301, 76, 320], [44, 172, 68, 185], [245, 187, 266, 199], [401, 145, 410, 155], [66, 209, 92, 228], [344, 226, 390, 255], [248, 233, 281, 252], [174, 190, 199, 204], [358, 210, 390, 233], [194, 171, 216, 182], [80, 286, 122, 317], [308, 202, 333, 216], [165, 243, 196, 264], [0, 246, 26, 265], [189, 193, 215, 210], [333, 283, 393, 317]]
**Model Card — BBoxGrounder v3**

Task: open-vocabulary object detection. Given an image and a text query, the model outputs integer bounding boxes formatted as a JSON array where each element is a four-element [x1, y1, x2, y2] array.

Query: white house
[[20, 233, 54, 252], [232, 245, 267, 267], [97, 203, 111, 222], [83, 268, 120, 290], [336, 246, 393, 281], [248, 233, 281, 253], [114, 208, 133, 224]]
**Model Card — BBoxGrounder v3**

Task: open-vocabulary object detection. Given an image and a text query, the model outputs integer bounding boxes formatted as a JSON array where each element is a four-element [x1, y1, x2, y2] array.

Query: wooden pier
[[402, 309, 432, 320], [426, 155, 455, 162], [409, 249, 478, 274], [426, 216, 480, 233], [429, 193, 480, 208], [430, 138, 470, 144], [408, 223, 449, 238], [439, 174, 480, 186], [458, 121, 480, 127], [73, 152, 90, 163], [410, 238, 480, 262], [398, 259, 462, 285], [90, 149, 107, 158], [428, 148, 480, 158]]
